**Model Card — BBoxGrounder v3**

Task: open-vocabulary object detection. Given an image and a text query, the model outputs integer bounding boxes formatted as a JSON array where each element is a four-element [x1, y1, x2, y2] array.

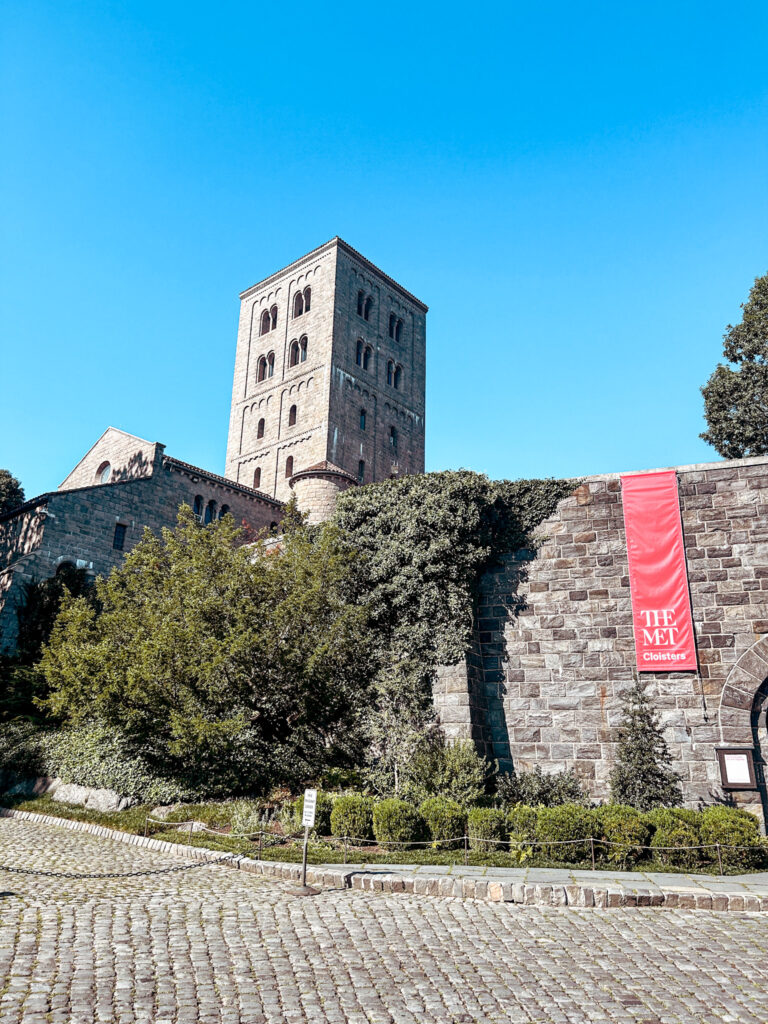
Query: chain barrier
[[0, 859, 228, 880]]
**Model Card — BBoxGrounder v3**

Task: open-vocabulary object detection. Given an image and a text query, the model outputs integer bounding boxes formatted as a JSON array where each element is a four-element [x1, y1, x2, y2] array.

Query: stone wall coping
[[238, 236, 429, 312], [2, 806, 766, 913], [577, 453, 768, 485]]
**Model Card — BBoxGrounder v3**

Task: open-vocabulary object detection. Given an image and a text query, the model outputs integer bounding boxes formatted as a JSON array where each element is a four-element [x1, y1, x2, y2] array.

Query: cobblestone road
[[2, 818, 768, 1024]]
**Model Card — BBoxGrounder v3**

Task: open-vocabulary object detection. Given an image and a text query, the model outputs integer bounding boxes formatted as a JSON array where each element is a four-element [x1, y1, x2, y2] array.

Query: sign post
[[290, 788, 320, 896]]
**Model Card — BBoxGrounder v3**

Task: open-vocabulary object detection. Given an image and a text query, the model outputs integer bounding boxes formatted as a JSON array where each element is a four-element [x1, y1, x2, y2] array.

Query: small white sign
[[301, 788, 317, 828], [723, 753, 752, 785]]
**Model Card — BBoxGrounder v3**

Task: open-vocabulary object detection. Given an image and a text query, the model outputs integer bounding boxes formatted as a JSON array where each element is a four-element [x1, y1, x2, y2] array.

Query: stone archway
[[717, 636, 768, 826]]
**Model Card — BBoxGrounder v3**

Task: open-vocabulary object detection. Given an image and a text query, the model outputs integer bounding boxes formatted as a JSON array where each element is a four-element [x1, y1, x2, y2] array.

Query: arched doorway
[[750, 677, 768, 827]]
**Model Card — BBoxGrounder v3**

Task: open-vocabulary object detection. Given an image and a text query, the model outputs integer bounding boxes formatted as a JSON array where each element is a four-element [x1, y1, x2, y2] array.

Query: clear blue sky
[[2, 1, 767, 499]]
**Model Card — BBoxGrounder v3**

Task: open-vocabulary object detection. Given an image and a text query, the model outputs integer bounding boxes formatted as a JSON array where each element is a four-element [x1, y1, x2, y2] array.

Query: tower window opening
[[387, 360, 394, 387], [289, 340, 300, 367], [257, 356, 267, 382], [389, 426, 398, 451], [357, 459, 365, 484], [219, 504, 230, 518], [285, 455, 294, 478], [257, 417, 265, 439], [395, 318, 403, 342], [270, 305, 278, 331], [193, 495, 204, 522], [300, 335, 308, 361], [113, 523, 127, 550], [303, 286, 311, 312], [260, 309, 271, 335], [360, 408, 367, 431], [288, 404, 297, 426], [356, 339, 363, 366], [253, 467, 261, 489], [388, 313, 396, 338], [204, 500, 217, 525], [357, 290, 364, 316], [393, 364, 403, 390], [293, 291, 304, 318], [267, 352, 275, 377], [363, 345, 372, 371], [363, 295, 373, 321]]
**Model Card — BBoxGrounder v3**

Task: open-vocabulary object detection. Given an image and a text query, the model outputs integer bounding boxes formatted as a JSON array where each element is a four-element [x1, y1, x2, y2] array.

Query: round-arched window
[[96, 461, 111, 484]]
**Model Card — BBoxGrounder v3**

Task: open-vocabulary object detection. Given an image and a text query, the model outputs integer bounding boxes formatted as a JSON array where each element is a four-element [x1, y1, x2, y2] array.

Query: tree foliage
[[0, 469, 24, 516], [701, 271, 768, 458], [609, 682, 682, 811], [40, 508, 374, 792]]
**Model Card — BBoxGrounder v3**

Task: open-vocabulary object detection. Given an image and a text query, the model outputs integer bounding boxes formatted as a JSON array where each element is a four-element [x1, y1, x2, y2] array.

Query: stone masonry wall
[[440, 456, 768, 820]]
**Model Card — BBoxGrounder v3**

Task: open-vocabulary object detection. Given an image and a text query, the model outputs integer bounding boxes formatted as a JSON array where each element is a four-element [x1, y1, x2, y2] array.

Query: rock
[[53, 782, 135, 812]]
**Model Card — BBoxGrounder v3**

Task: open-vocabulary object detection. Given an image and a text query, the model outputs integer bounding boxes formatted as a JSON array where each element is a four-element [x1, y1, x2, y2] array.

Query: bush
[[419, 797, 466, 847], [647, 811, 701, 869], [497, 767, 587, 807], [229, 800, 271, 836], [403, 738, 490, 806], [535, 804, 595, 863], [595, 805, 651, 865], [293, 791, 334, 836], [698, 806, 766, 871], [330, 794, 375, 841], [507, 804, 538, 861], [373, 798, 425, 846], [467, 807, 507, 851]]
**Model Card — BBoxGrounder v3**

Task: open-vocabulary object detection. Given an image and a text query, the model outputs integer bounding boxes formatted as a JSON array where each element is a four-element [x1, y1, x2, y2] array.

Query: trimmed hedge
[[419, 797, 466, 848], [595, 804, 651, 865], [330, 794, 375, 841], [293, 791, 334, 836], [698, 805, 764, 870], [467, 807, 508, 851], [373, 799, 425, 846], [536, 804, 595, 863]]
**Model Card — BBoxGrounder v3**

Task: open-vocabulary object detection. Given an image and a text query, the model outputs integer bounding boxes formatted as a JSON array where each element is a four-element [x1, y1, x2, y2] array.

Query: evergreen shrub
[[293, 791, 334, 835], [535, 804, 595, 863], [419, 797, 466, 847], [467, 807, 507, 851], [647, 810, 701, 869], [595, 804, 651, 865], [497, 767, 587, 807], [698, 806, 766, 870], [372, 798, 425, 846], [330, 794, 375, 841], [507, 804, 538, 860]]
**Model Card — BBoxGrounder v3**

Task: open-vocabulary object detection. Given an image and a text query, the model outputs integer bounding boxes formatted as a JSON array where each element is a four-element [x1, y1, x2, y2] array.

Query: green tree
[[609, 682, 682, 811], [0, 470, 24, 515], [40, 507, 373, 792], [701, 272, 768, 457]]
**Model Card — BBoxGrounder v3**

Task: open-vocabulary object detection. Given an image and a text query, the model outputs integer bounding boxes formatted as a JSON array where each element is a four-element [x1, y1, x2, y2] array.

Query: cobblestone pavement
[[2, 819, 768, 1024]]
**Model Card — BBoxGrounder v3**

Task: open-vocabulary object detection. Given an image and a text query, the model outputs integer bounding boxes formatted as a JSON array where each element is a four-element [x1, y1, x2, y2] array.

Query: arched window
[[387, 360, 394, 387], [285, 456, 294, 478], [253, 467, 261, 489], [303, 286, 311, 312], [363, 345, 372, 371], [288, 404, 297, 426], [270, 305, 278, 330], [357, 460, 365, 484], [356, 339, 363, 366], [393, 364, 403, 390], [293, 291, 304, 318], [204, 500, 217, 525], [360, 408, 366, 431], [357, 290, 365, 316], [395, 319, 403, 343], [257, 417, 265, 439], [300, 335, 308, 361], [96, 461, 111, 484], [257, 356, 267, 382], [193, 495, 204, 521], [363, 295, 373, 321], [219, 504, 230, 519], [267, 352, 275, 377], [289, 340, 300, 367], [260, 309, 271, 335], [389, 426, 398, 452]]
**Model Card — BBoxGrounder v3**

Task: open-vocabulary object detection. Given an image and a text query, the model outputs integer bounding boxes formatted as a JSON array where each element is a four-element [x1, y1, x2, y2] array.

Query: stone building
[[0, 427, 282, 652], [226, 237, 427, 502], [434, 455, 768, 824]]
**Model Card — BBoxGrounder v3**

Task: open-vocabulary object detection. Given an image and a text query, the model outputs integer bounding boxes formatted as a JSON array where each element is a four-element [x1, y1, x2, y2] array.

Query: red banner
[[621, 471, 697, 672]]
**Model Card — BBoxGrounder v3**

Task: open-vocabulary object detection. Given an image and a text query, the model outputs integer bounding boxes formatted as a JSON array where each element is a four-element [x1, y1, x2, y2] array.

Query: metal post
[[144, 818, 148, 838], [464, 834, 469, 866], [590, 837, 595, 871], [716, 843, 723, 875], [258, 831, 263, 861], [189, 821, 193, 843], [343, 835, 348, 865], [301, 826, 309, 888]]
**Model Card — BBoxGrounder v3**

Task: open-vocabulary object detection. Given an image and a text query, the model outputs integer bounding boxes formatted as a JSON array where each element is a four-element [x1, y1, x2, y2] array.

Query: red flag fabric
[[621, 471, 698, 672]]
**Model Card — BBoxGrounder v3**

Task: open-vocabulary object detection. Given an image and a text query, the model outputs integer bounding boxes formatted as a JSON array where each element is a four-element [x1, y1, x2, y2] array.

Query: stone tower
[[225, 238, 427, 503]]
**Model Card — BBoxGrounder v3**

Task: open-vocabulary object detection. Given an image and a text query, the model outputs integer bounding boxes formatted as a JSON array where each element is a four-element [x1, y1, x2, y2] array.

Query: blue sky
[[2, 1, 767, 499]]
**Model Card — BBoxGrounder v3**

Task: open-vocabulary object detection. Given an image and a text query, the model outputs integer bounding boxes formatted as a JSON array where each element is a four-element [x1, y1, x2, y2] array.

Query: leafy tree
[[0, 470, 24, 515], [0, 564, 95, 721], [40, 507, 374, 793], [609, 682, 682, 811], [401, 734, 492, 805], [701, 272, 768, 457]]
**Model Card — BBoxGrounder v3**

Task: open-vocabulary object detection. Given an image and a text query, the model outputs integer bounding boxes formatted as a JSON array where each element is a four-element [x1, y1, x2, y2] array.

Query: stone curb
[[2, 807, 766, 912]]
